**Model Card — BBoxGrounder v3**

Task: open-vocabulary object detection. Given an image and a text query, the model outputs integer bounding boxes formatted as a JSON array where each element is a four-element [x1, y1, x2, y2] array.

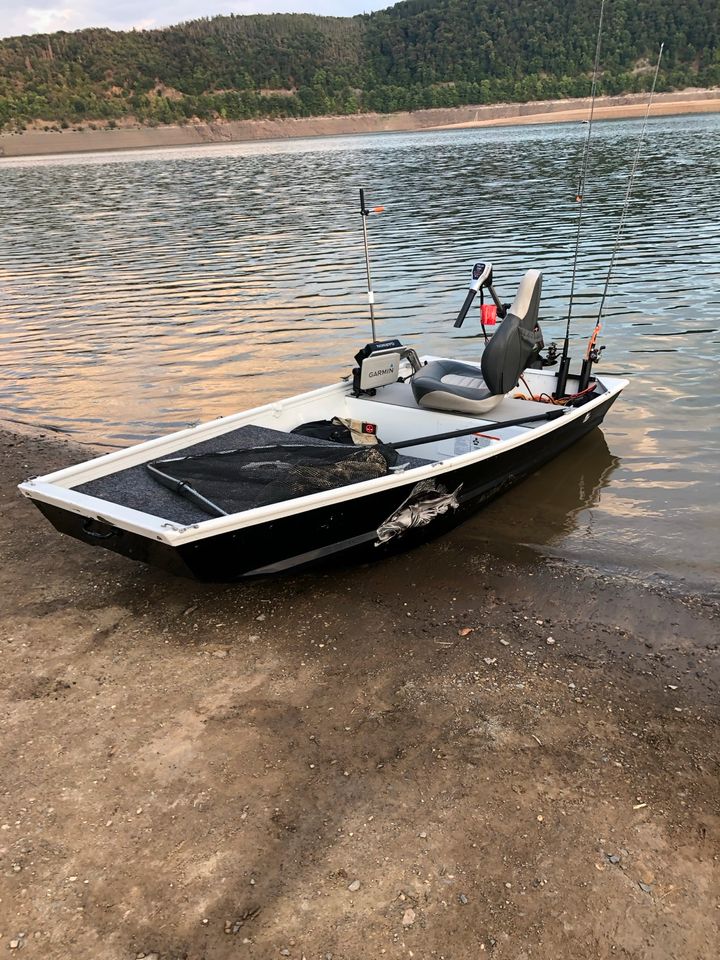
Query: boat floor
[[75, 424, 433, 526]]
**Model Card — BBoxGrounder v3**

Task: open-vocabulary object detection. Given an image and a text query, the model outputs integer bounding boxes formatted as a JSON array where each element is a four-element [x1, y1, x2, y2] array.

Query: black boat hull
[[33, 393, 618, 581]]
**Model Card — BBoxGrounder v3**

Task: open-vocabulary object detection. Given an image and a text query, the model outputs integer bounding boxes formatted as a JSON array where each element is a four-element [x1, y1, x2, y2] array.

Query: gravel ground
[[1, 425, 718, 960]]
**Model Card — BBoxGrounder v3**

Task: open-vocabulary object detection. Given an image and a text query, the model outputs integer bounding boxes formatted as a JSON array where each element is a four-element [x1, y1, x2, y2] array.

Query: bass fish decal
[[376, 480, 462, 545]]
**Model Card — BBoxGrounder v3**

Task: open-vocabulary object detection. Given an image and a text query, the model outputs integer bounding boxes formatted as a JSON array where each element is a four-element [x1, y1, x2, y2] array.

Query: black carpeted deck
[[75, 424, 431, 525]]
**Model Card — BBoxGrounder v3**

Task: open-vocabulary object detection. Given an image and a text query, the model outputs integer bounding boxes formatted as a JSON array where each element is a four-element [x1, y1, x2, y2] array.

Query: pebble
[[459, 893, 469, 905], [280, 950, 291, 956], [348, 879, 361, 892], [212, 650, 227, 658], [483, 657, 496, 666], [638, 881, 652, 894], [9, 942, 19, 950], [546, 636, 555, 645], [402, 908, 416, 927], [607, 854, 620, 864]]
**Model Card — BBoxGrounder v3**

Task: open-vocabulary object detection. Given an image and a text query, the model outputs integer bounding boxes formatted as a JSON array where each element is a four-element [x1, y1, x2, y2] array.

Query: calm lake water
[[1, 114, 718, 591]]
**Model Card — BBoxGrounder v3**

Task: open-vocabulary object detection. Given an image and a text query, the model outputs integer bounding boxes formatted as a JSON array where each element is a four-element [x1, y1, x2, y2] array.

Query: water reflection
[[1, 113, 719, 589], [461, 430, 621, 549]]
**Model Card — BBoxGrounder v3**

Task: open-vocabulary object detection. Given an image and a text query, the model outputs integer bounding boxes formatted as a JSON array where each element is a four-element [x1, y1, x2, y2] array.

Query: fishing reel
[[541, 341, 560, 367], [588, 343, 606, 364], [453, 261, 508, 329]]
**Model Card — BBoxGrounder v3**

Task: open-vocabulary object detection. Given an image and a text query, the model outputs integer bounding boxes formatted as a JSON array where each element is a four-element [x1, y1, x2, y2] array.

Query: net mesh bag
[[147, 443, 396, 517]]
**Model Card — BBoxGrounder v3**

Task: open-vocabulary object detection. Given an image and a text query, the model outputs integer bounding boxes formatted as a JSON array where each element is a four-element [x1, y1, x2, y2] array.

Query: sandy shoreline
[[1, 88, 718, 158], [1, 422, 718, 958]]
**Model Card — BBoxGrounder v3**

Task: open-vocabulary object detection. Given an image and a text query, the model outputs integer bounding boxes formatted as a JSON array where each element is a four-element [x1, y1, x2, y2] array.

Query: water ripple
[[1, 114, 719, 588]]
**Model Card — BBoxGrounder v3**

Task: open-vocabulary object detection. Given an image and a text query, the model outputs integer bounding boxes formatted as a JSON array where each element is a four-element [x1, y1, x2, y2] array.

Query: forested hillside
[[1, 0, 718, 131]]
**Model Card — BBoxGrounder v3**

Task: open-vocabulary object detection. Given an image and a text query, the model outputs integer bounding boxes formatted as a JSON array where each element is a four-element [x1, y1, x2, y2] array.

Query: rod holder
[[554, 354, 571, 399], [577, 357, 593, 393]]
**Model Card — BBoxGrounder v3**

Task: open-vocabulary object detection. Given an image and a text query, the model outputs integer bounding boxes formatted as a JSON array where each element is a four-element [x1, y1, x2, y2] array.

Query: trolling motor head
[[454, 260, 507, 328], [470, 261, 493, 291]]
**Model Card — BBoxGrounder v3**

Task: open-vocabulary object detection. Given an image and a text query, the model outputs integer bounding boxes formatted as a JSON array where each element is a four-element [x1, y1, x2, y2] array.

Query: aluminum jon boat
[[18, 244, 627, 581]]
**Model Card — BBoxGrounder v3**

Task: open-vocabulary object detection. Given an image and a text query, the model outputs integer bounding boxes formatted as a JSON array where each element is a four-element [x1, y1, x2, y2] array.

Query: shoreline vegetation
[[1, 88, 718, 158]]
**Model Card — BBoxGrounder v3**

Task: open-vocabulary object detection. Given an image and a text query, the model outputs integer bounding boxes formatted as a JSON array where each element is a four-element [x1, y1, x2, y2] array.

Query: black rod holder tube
[[554, 354, 571, 399], [577, 357, 593, 393]]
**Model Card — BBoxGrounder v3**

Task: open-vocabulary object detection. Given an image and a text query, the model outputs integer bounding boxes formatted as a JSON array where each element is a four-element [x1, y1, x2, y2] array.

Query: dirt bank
[[1, 89, 718, 158], [0, 423, 718, 959]]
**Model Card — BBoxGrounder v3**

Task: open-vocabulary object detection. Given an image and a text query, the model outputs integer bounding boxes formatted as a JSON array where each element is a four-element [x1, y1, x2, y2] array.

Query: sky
[[2, 0, 391, 39]]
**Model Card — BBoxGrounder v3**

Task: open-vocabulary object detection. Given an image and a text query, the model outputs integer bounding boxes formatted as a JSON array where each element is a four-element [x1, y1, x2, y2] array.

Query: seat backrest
[[480, 270, 544, 395], [508, 269, 542, 326]]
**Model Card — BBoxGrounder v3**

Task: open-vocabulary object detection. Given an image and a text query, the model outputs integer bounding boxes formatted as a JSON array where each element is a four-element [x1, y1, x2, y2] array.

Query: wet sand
[[1, 89, 718, 158], [1, 422, 718, 959]]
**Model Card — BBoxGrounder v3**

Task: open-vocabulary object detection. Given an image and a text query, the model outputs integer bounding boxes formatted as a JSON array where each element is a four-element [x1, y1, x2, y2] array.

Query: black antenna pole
[[555, 0, 605, 399], [577, 42, 664, 392]]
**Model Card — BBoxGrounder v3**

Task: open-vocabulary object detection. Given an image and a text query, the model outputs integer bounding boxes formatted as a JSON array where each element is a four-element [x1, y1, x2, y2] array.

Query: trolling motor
[[453, 261, 558, 368], [453, 261, 508, 330]]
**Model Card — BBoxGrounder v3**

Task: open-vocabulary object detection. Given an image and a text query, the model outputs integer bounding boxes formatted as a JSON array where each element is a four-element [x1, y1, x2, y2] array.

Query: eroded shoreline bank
[[1, 423, 718, 958], [1, 88, 719, 159]]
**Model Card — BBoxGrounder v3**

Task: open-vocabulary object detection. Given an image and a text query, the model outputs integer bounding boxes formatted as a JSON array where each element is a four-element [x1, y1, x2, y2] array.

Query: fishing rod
[[359, 188, 385, 342], [555, 0, 606, 399], [577, 42, 665, 392], [389, 409, 564, 451]]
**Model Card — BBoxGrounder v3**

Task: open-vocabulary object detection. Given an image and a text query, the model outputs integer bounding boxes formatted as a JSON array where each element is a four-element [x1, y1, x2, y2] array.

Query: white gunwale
[[18, 361, 627, 548]]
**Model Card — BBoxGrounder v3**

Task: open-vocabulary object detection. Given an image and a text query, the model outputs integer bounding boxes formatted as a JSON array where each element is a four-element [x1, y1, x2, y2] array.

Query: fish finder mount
[[352, 339, 422, 397]]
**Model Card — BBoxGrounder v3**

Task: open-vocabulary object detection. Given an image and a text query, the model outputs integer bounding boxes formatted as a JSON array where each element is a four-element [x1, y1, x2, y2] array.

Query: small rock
[[255, 614, 266, 622], [280, 950, 290, 957], [504, 882, 512, 889], [499, 639, 510, 646], [546, 637, 555, 645], [402, 908, 416, 927], [607, 854, 620, 864], [9, 942, 20, 951], [458, 627, 473, 636], [348, 879, 361, 892], [459, 894, 469, 905], [419, 831, 427, 839], [212, 650, 228, 658], [638, 881, 652, 894], [483, 657, 496, 666]]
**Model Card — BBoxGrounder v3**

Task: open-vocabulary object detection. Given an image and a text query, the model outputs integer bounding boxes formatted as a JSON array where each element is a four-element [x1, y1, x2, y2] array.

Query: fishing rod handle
[[359, 188, 367, 215], [454, 289, 477, 328]]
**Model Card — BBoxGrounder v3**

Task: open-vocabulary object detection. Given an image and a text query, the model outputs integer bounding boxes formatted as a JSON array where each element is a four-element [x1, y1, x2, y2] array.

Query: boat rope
[[595, 42, 664, 329], [564, 0, 606, 344], [515, 374, 597, 406]]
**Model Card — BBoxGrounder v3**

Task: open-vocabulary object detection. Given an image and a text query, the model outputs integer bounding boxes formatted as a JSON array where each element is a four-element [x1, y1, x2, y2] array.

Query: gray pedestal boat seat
[[411, 269, 545, 415]]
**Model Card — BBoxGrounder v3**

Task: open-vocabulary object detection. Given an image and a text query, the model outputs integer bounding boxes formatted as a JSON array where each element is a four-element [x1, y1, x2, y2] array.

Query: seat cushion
[[411, 359, 504, 415]]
